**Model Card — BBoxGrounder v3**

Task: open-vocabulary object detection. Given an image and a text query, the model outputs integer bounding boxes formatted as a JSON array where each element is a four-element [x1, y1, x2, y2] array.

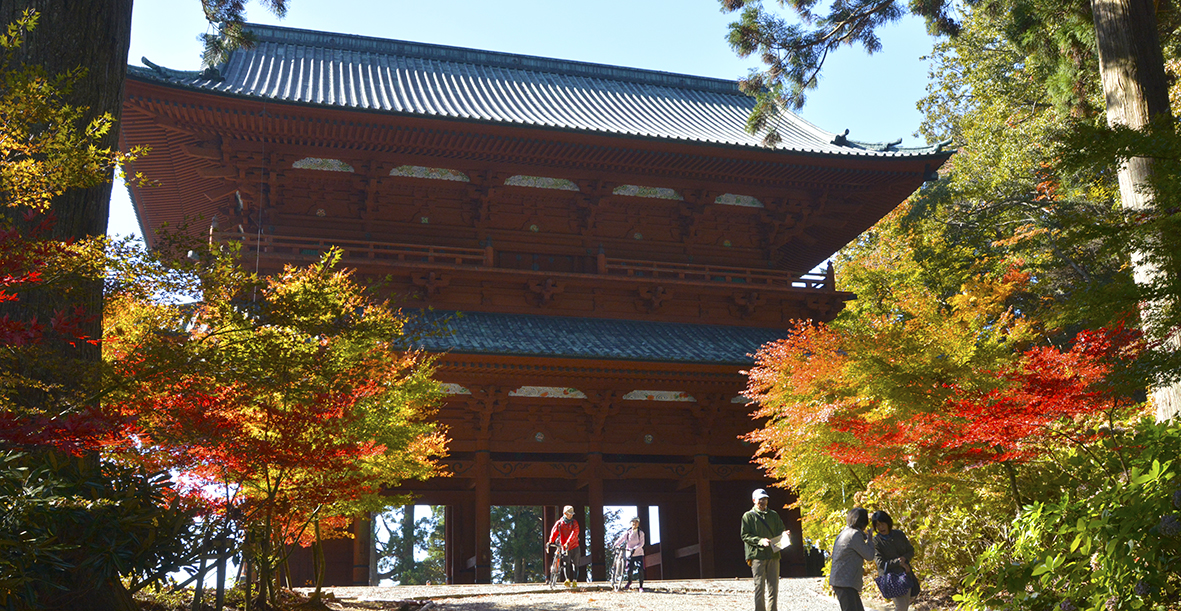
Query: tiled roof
[[128, 23, 943, 157], [405, 310, 787, 365]]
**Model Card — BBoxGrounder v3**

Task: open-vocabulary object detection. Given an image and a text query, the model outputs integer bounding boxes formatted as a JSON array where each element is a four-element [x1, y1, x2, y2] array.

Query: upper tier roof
[[407, 310, 787, 365], [128, 23, 943, 158]]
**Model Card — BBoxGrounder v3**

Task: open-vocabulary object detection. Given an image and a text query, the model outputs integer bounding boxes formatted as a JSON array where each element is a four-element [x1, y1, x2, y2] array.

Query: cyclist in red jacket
[[548, 505, 581, 587]]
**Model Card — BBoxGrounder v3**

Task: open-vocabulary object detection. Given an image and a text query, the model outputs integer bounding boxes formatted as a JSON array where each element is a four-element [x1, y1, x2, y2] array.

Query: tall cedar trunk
[[513, 548, 525, 583], [2, 13, 131, 586], [0, 12, 133, 606], [1090, 0, 1178, 420]]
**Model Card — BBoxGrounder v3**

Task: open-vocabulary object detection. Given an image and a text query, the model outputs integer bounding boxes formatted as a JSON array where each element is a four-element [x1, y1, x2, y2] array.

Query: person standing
[[548, 505, 581, 587], [741, 488, 788, 611], [829, 507, 876, 611], [613, 517, 646, 591], [872, 510, 916, 611]]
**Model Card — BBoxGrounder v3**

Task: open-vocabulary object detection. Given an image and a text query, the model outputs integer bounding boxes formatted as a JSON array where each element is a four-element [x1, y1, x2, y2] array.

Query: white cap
[[752, 488, 770, 501], [563, 505, 575, 514]]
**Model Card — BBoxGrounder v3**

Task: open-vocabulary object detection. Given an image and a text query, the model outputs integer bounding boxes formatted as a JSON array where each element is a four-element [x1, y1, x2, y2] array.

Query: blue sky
[[111, 0, 938, 239]]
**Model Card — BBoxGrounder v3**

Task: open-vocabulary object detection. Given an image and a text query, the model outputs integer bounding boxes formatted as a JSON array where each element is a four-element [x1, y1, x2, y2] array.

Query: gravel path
[[313, 577, 867, 611]]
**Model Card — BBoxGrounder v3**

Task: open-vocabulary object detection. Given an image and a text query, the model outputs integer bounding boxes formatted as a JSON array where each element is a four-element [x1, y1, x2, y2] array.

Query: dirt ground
[[302, 577, 853, 611], [142, 576, 953, 611]]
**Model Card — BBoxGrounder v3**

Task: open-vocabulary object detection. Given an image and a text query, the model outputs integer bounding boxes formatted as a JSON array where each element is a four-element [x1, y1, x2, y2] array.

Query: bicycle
[[547, 543, 568, 589], [609, 544, 628, 591]]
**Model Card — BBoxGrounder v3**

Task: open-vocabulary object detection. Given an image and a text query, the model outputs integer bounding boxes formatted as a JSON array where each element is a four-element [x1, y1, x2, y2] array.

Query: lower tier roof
[[406, 310, 788, 365]]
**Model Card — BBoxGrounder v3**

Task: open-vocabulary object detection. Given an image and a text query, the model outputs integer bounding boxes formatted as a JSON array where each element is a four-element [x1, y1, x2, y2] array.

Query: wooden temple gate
[[120, 23, 949, 585]]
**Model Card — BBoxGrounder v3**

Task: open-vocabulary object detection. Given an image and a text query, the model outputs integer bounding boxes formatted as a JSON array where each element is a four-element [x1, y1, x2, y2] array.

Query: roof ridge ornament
[[140, 57, 219, 82]]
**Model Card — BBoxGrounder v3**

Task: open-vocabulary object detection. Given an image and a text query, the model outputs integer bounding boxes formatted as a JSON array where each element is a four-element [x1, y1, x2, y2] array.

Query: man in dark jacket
[[741, 489, 789, 611]]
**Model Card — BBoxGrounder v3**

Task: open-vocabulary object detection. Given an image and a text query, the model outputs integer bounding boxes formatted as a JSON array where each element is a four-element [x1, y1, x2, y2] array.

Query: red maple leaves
[[822, 324, 1143, 469]]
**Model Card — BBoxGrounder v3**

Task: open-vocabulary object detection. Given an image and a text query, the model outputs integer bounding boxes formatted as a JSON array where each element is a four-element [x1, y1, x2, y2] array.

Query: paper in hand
[[770, 530, 791, 551]]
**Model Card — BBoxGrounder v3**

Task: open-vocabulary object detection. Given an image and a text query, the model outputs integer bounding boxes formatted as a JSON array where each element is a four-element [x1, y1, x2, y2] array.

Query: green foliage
[[1052, 118, 1181, 389], [490, 506, 545, 583], [375, 506, 445, 585], [198, 0, 288, 67], [719, 0, 955, 143], [4, 5, 446, 610], [0, 451, 195, 609], [957, 418, 1181, 611], [911, 6, 1131, 337], [0, 12, 198, 609], [0, 9, 142, 214], [746, 216, 1079, 581]]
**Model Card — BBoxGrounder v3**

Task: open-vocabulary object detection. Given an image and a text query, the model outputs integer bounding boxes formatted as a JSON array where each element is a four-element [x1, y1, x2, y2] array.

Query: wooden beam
[[183, 141, 223, 160], [203, 183, 239, 202], [196, 165, 237, 178]]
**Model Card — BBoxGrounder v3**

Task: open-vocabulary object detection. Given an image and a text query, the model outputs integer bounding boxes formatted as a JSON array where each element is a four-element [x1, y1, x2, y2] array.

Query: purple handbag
[[874, 571, 912, 599]]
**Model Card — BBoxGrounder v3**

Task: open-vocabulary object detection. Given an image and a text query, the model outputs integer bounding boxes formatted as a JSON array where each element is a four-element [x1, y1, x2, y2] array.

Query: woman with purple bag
[[871, 510, 916, 611]]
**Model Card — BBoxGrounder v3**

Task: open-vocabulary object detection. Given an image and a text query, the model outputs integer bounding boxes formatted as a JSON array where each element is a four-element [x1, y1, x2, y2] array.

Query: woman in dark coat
[[871, 510, 915, 611]]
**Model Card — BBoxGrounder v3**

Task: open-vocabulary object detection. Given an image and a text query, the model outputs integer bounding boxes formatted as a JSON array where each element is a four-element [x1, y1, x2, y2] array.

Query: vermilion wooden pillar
[[444, 505, 453, 584], [695, 455, 716, 577], [637, 504, 659, 581], [352, 512, 372, 585], [587, 454, 606, 582], [447, 500, 476, 584], [474, 451, 492, 583]]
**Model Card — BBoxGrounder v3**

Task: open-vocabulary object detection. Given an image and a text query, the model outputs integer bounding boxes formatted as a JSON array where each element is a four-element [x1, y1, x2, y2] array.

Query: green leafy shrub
[[957, 418, 1181, 611]]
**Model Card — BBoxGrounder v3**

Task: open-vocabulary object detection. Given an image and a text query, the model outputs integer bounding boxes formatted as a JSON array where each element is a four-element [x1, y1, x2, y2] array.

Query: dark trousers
[[624, 556, 644, 585], [560, 547, 580, 582], [751, 557, 780, 611], [833, 587, 865, 611]]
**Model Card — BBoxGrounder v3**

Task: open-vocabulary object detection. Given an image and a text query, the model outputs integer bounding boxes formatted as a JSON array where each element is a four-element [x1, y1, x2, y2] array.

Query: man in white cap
[[548, 505, 581, 587], [741, 488, 788, 611]]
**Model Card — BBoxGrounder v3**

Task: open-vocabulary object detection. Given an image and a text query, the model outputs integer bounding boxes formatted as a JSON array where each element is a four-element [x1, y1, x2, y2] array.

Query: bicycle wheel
[[547, 548, 562, 589], [610, 551, 627, 591]]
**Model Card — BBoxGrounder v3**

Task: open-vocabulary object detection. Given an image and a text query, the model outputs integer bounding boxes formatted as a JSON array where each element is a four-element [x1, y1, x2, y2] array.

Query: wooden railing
[[604, 257, 831, 290], [222, 234, 490, 266], [220, 234, 833, 291]]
